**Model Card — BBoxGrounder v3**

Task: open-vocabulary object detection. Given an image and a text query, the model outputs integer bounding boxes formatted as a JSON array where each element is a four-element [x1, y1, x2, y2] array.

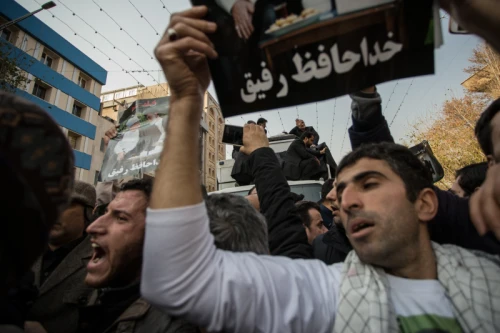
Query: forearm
[[250, 148, 312, 258], [150, 98, 203, 209], [142, 203, 337, 332]]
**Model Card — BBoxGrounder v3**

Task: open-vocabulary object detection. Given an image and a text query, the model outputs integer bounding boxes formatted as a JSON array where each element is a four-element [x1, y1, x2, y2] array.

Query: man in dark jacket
[[28, 181, 96, 333], [283, 132, 327, 180], [78, 179, 198, 333], [289, 119, 320, 145], [242, 124, 312, 259]]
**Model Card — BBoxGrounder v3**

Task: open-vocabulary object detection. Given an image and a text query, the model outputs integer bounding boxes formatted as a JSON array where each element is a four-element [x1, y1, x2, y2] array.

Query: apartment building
[[0, 0, 107, 184], [100, 83, 225, 191]]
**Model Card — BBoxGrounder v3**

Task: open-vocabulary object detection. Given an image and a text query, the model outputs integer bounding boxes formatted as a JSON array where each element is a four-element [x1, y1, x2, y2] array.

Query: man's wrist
[[169, 96, 204, 122]]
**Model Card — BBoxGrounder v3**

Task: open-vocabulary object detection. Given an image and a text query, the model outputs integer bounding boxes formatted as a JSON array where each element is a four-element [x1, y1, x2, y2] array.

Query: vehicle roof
[[209, 180, 324, 195]]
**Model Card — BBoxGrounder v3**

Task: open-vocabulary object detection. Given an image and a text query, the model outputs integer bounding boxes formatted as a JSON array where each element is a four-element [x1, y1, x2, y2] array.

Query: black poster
[[191, 0, 435, 117]]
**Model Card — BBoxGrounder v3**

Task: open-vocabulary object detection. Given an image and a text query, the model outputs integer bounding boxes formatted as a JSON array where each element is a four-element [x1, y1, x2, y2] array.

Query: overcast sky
[[14, 0, 482, 162]]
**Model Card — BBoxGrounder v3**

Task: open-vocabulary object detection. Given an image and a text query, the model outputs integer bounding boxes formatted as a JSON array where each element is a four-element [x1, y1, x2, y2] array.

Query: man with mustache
[[78, 179, 197, 333]]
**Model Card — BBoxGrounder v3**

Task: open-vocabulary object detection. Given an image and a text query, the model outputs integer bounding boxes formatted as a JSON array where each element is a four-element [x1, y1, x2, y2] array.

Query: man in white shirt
[[142, 6, 500, 333]]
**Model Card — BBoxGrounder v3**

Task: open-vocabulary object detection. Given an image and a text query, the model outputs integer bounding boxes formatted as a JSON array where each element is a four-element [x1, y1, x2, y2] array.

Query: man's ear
[[415, 188, 438, 223], [487, 155, 495, 168]]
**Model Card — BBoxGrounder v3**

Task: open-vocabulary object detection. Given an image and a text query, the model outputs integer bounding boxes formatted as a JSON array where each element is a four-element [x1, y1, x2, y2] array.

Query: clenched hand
[[240, 124, 269, 155], [155, 6, 218, 103]]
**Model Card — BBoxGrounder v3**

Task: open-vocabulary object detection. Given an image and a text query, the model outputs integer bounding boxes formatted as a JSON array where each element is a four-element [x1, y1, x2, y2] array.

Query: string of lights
[[159, 0, 172, 13], [32, 0, 160, 98], [340, 111, 351, 156], [127, 0, 160, 36], [90, 0, 155, 60], [315, 103, 319, 131], [329, 99, 337, 148], [56, 0, 168, 95], [390, 79, 414, 127], [277, 111, 286, 132], [383, 81, 399, 113]]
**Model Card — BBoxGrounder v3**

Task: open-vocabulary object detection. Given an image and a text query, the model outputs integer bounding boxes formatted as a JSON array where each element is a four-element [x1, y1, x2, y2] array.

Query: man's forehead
[[110, 190, 147, 211], [337, 158, 393, 182]]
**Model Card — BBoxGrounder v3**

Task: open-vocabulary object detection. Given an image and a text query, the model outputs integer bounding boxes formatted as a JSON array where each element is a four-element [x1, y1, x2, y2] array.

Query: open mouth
[[350, 220, 375, 238], [90, 243, 106, 264]]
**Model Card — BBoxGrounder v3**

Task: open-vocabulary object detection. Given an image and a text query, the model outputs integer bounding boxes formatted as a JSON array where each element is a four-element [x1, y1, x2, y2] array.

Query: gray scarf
[[333, 243, 500, 332]]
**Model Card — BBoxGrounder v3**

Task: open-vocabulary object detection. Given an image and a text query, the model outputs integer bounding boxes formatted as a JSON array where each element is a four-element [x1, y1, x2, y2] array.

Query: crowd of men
[[2, 0, 500, 332]]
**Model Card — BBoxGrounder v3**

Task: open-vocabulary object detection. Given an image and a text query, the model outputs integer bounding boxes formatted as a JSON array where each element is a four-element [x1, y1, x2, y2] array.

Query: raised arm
[[241, 127, 313, 258], [141, 7, 338, 333], [348, 87, 394, 150]]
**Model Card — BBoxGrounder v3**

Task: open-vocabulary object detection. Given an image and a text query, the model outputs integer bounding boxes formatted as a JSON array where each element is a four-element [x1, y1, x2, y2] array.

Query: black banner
[[191, 0, 435, 117]]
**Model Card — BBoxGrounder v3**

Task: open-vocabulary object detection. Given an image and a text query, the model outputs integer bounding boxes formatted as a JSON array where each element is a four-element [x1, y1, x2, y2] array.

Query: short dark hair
[[455, 162, 488, 197], [206, 194, 268, 254], [336, 142, 433, 202], [295, 201, 321, 228], [300, 131, 314, 140], [321, 179, 335, 201], [475, 98, 500, 156], [247, 120, 256, 125], [257, 117, 267, 125], [120, 178, 153, 202]]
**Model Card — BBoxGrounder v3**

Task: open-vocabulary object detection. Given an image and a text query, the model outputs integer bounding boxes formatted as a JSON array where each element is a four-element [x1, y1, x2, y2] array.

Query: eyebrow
[[336, 171, 388, 195], [110, 209, 132, 218]]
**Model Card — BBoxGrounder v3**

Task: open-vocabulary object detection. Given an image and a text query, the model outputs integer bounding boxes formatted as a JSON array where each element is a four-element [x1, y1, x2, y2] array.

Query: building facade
[[0, 0, 107, 184], [100, 83, 225, 191]]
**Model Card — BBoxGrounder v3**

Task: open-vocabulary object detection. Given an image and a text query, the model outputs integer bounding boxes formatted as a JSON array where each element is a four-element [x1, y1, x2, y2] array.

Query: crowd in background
[[2, 0, 500, 332]]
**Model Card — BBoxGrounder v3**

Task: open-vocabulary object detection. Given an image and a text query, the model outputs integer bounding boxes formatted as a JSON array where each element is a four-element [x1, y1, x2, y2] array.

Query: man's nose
[[326, 186, 337, 203], [340, 185, 363, 213], [86, 214, 107, 235]]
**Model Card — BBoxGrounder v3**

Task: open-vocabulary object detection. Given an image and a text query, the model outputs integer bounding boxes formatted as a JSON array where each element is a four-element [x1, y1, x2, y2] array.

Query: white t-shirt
[[387, 275, 462, 333], [142, 202, 462, 333]]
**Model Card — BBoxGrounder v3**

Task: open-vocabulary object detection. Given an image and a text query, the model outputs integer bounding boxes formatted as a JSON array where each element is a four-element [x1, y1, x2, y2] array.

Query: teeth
[[93, 257, 101, 263], [91, 243, 100, 248]]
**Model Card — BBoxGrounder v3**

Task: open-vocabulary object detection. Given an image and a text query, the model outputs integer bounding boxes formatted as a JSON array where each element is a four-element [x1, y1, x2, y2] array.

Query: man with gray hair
[[206, 193, 269, 254]]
